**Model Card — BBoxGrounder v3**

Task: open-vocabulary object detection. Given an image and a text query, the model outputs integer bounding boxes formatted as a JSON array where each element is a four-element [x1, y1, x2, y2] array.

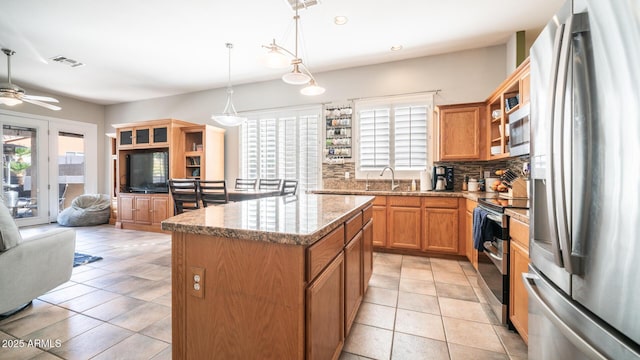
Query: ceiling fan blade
[[22, 98, 61, 111], [23, 94, 59, 103]]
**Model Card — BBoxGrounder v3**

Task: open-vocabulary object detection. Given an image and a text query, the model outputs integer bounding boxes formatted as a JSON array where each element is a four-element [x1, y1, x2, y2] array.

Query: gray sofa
[[0, 201, 75, 315]]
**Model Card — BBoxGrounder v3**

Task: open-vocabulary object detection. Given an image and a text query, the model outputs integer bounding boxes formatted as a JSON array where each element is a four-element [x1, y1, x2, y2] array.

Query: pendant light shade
[[262, 1, 325, 96], [300, 79, 325, 96], [282, 64, 311, 85], [262, 42, 290, 69], [212, 43, 246, 127]]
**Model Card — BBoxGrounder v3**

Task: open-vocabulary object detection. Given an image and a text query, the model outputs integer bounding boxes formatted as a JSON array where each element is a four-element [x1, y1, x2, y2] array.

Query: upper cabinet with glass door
[[114, 119, 190, 150], [115, 119, 178, 149]]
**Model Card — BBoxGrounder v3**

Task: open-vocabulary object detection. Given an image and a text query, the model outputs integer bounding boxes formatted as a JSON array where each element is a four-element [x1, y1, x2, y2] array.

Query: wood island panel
[[167, 194, 374, 360], [176, 233, 306, 360]]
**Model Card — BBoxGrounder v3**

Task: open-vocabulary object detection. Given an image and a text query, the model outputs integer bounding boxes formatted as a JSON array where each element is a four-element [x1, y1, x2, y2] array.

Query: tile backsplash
[[321, 155, 530, 191]]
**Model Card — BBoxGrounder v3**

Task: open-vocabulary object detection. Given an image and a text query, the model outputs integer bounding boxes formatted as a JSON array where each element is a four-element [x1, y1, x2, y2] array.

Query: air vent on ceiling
[[285, 0, 319, 11], [49, 55, 85, 68]]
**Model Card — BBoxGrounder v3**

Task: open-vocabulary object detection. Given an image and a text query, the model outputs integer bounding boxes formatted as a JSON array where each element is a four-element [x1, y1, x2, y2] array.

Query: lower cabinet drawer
[[362, 204, 373, 224], [423, 197, 459, 209], [345, 212, 363, 243], [307, 225, 345, 281]]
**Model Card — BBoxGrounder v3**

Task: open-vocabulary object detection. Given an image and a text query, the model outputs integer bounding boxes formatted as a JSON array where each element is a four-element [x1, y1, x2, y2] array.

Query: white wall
[[105, 45, 507, 192]]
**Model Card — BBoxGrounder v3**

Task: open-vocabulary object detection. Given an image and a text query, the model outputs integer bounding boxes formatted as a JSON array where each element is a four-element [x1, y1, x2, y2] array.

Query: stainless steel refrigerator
[[527, 0, 640, 358]]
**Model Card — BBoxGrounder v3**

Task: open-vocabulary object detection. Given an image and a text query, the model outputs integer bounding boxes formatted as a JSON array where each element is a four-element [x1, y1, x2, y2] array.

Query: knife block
[[508, 178, 528, 198]]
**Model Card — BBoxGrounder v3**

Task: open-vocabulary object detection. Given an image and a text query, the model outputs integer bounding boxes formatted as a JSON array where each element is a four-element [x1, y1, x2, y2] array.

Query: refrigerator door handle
[[545, 21, 566, 268], [523, 273, 607, 360], [569, 13, 593, 276], [554, 14, 575, 274]]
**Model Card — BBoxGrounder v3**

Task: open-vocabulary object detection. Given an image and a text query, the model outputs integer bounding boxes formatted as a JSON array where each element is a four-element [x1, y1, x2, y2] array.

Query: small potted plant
[[10, 147, 31, 185]]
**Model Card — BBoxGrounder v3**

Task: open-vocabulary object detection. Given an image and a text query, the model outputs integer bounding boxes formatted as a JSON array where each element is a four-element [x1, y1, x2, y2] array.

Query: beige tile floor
[[0, 224, 527, 360]]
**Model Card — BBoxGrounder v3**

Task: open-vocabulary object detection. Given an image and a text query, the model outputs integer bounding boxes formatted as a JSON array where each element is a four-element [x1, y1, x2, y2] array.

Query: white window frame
[[354, 94, 434, 180], [238, 105, 323, 192]]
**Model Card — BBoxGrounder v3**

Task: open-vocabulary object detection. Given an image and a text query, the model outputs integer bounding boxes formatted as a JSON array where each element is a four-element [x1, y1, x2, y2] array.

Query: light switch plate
[[190, 267, 205, 299]]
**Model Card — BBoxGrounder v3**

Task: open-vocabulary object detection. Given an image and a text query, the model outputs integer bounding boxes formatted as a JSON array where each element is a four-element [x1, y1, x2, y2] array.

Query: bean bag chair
[[57, 194, 111, 227]]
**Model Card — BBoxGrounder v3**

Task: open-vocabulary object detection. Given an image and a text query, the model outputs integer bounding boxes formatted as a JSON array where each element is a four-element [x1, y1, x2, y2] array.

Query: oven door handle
[[486, 213, 503, 224], [483, 242, 503, 261]]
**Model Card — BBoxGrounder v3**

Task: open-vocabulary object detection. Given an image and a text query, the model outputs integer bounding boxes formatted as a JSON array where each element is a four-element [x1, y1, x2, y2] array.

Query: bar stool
[[169, 179, 200, 215], [235, 178, 257, 190], [281, 180, 298, 196], [199, 180, 228, 207], [258, 178, 282, 191]]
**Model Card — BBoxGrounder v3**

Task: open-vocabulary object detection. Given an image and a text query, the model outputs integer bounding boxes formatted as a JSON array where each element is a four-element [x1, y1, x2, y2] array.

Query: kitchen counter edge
[[161, 194, 375, 246]]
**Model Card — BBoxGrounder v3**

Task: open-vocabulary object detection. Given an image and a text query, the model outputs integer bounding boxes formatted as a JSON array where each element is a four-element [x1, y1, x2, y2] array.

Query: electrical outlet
[[190, 267, 205, 298], [345, 171, 350, 179]]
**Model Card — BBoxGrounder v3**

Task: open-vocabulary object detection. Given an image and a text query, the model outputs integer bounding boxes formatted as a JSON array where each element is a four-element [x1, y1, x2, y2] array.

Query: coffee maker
[[432, 166, 454, 191]]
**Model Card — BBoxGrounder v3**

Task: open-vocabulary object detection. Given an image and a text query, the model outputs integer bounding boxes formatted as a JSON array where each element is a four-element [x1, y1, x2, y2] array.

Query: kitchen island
[[162, 194, 374, 360]]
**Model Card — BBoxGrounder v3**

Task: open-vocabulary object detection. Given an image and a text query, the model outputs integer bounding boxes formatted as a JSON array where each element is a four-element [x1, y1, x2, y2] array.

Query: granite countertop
[[161, 194, 374, 246]]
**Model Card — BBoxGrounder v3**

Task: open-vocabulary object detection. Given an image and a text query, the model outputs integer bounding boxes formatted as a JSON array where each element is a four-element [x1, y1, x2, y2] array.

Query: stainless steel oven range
[[476, 197, 529, 326]]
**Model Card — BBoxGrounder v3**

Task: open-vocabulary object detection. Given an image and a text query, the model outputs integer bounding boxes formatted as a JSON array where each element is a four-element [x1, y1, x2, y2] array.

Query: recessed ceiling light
[[390, 45, 403, 51], [334, 16, 348, 25]]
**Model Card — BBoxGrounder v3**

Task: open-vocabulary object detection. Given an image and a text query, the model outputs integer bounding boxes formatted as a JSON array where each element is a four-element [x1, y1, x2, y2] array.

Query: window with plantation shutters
[[394, 105, 427, 170], [356, 94, 433, 178], [239, 107, 321, 193], [359, 108, 390, 169]]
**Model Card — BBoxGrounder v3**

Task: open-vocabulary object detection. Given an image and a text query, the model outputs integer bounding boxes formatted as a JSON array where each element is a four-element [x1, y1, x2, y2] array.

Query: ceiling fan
[[0, 48, 61, 111]]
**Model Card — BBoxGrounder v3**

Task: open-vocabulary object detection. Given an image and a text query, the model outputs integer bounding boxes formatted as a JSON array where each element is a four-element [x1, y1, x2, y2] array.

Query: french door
[[1, 115, 49, 226], [1, 112, 98, 226]]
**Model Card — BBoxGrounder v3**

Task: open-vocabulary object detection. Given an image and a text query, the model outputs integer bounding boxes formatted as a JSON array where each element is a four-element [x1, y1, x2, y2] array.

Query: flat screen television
[[126, 150, 169, 193]]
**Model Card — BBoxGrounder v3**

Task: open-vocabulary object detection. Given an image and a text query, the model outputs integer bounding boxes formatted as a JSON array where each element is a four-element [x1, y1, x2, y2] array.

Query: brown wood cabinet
[[117, 124, 170, 149], [171, 200, 373, 360], [372, 196, 387, 247], [436, 103, 486, 161], [118, 193, 169, 231], [509, 218, 530, 344], [423, 207, 459, 253], [465, 199, 478, 269], [114, 119, 224, 232], [372, 196, 464, 257], [307, 253, 345, 360], [182, 125, 225, 180], [486, 58, 530, 159], [388, 197, 422, 250], [344, 231, 363, 336]]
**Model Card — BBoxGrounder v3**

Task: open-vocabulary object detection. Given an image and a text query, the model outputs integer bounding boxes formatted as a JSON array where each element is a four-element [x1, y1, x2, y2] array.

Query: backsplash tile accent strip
[[321, 155, 529, 191]]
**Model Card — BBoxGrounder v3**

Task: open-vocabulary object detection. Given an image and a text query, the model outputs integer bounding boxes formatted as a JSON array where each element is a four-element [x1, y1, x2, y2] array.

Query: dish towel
[[472, 207, 493, 251]]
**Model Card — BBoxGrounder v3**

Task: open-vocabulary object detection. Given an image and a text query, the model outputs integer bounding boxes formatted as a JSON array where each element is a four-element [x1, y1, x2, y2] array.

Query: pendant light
[[212, 43, 246, 127], [262, 1, 325, 96]]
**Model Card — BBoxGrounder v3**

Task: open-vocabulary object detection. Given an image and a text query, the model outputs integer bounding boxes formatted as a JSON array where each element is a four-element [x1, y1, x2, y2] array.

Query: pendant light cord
[[294, 4, 299, 59], [226, 43, 232, 89]]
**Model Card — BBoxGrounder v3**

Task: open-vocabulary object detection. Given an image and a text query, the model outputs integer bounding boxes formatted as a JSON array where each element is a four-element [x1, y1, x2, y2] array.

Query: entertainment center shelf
[[113, 119, 225, 232]]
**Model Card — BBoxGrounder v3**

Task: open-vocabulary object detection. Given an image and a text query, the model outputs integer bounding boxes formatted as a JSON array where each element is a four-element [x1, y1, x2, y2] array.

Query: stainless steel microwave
[[509, 103, 530, 156]]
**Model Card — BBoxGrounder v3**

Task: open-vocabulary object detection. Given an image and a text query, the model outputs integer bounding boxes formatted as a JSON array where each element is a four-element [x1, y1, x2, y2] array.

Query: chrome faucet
[[379, 166, 399, 191]]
